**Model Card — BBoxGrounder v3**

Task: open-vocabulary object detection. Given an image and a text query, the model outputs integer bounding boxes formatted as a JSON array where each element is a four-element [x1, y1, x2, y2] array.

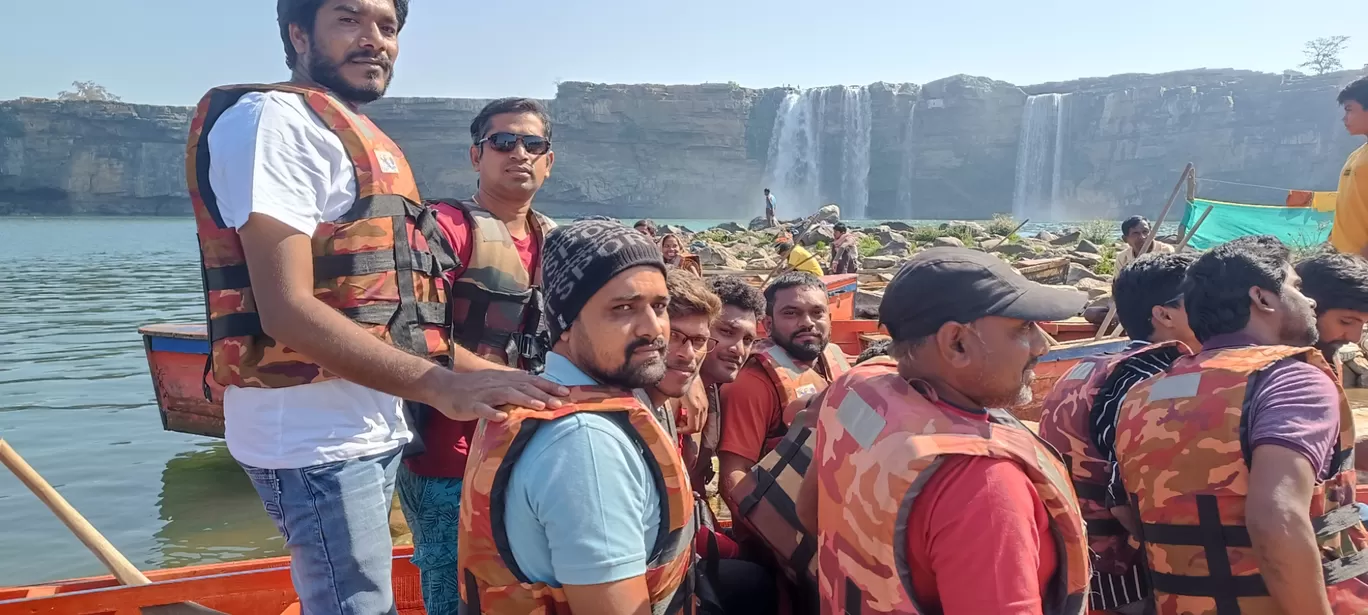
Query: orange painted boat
[[0, 547, 425, 614]]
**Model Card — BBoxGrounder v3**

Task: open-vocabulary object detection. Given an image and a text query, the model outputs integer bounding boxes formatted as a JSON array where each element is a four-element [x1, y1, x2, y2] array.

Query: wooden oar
[[0, 439, 226, 614]]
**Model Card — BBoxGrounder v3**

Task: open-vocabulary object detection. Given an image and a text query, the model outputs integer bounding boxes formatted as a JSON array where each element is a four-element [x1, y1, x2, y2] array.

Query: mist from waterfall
[[1011, 93, 1070, 221], [764, 86, 872, 219], [895, 101, 917, 217]]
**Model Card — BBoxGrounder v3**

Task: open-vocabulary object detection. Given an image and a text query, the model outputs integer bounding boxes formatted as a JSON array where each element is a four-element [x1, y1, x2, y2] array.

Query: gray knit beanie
[[543, 220, 667, 341]]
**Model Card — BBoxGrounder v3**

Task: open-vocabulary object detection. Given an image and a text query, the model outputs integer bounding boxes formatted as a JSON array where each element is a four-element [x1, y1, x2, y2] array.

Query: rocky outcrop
[[2, 68, 1364, 218]]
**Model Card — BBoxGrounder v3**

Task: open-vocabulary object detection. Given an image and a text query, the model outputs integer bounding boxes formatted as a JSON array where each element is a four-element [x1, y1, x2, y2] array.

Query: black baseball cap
[[879, 248, 1087, 340]]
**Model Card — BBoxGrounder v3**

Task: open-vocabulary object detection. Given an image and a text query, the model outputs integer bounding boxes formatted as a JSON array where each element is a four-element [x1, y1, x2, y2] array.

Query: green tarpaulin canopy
[[1180, 198, 1332, 251]]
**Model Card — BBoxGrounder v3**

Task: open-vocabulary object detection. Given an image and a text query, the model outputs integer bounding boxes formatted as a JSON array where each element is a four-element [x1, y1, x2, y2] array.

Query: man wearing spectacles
[[399, 96, 564, 614], [646, 268, 721, 432]]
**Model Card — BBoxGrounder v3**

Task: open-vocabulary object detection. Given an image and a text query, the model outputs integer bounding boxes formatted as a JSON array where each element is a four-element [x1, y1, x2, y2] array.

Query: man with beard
[[691, 276, 766, 487], [396, 96, 562, 614], [458, 221, 698, 615], [1114, 236, 1368, 614], [1037, 252, 1198, 615], [718, 272, 848, 518], [796, 248, 1091, 614], [189, 1, 563, 611], [1295, 252, 1368, 368]]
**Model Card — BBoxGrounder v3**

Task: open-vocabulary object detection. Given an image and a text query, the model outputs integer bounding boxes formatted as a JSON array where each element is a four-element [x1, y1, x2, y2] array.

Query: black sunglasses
[[476, 132, 551, 155]]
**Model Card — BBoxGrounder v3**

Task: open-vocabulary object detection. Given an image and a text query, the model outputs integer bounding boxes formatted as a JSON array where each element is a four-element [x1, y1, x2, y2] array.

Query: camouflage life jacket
[[458, 386, 697, 614], [1115, 345, 1368, 615], [731, 410, 821, 614], [751, 339, 850, 455], [1037, 341, 1185, 577], [442, 199, 557, 372], [188, 84, 454, 391], [814, 358, 1090, 615]]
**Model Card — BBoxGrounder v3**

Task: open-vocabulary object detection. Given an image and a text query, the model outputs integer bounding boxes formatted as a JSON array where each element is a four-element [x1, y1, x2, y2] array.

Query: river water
[[0, 215, 1138, 587]]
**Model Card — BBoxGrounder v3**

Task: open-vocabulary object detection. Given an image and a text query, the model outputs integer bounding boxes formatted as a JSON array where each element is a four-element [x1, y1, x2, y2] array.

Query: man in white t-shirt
[[198, 1, 566, 613]]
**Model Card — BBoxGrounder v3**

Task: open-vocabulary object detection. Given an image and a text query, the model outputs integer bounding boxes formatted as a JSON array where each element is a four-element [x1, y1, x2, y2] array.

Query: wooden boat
[[0, 547, 426, 614], [1015, 256, 1071, 285]]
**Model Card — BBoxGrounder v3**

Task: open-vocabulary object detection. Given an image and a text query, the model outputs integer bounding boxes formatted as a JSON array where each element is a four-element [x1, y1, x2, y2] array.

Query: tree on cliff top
[[57, 81, 121, 102], [1299, 36, 1350, 75]]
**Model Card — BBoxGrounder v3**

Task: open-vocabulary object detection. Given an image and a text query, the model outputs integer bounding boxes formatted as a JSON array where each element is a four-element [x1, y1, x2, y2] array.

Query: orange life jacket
[[458, 386, 697, 614], [1037, 341, 1185, 577], [814, 358, 1090, 615], [751, 340, 850, 455], [441, 199, 556, 372], [1115, 345, 1368, 615], [188, 83, 454, 391]]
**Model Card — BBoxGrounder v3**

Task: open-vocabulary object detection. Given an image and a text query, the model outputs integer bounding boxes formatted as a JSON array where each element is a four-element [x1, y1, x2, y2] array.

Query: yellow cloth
[[1331, 143, 1368, 255], [1313, 191, 1338, 212], [787, 245, 825, 276]]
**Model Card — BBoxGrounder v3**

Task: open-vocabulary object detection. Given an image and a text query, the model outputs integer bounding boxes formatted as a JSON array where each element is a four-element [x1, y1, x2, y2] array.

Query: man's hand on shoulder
[[412, 368, 569, 422]]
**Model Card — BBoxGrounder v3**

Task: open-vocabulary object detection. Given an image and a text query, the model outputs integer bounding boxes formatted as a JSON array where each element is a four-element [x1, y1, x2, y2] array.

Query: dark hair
[[666, 268, 721, 321], [1182, 235, 1291, 342], [763, 271, 824, 317], [856, 338, 891, 364], [775, 242, 793, 254], [764, 188, 771, 193], [1120, 215, 1149, 236], [634, 219, 655, 230], [277, 0, 409, 70], [1338, 77, 1368, 108], [834, 223, 848, 233], [469, 97, 553, 144], [1295, 252, 1368, 315], [1113, 252, 1198, 341], [710, 275, 766, 320]]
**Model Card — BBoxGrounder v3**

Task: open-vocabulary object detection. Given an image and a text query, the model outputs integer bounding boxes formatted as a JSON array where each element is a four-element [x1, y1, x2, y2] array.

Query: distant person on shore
[[1331, 78, 1368, 258], [764, 188, 777, 227], [829, 222, 860, 274], [457, 221, 700, 614], [633, 218, 656, 237], [1115, 215, 1174, 271], [774, 240, 825, 277], [187, 0, 563, 612], [400, 97, 564, 614], [659, 233, 702, 276], [1296, 252, 1368, 367]]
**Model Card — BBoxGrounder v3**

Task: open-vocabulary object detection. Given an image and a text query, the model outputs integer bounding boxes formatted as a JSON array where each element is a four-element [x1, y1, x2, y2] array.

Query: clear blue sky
[[8, 0, 1361, 105]]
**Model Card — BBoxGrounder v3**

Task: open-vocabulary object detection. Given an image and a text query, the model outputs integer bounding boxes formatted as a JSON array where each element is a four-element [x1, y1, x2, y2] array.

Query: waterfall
[[1011, 93, 1070, 221], [840, 86, 872, 219], [764, 86, 872, 220]]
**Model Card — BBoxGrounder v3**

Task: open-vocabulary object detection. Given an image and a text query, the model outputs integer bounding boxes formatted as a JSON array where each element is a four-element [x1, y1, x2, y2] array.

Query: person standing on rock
[[717, 271, 847, 519], [1114, 235, 1368, 614], [457, 220, 701, 615], [764, 188, 777, 227], [399, 96, 565, 614], [828, 222, 860, 274], [1331, 78, 1368, 258], [1037, 252, 1199, 615], [796, 248, 1091, 614], [1295, 252, 1368, 369], [187, 1, 565, 612], [1115, 215, 1174, 271]]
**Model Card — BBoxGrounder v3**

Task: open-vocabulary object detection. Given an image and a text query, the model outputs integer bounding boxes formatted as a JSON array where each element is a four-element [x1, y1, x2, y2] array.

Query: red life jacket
[[1116, 345, 1368, 615], [750, 340, 850, 456], [187, 83, 454, 391]]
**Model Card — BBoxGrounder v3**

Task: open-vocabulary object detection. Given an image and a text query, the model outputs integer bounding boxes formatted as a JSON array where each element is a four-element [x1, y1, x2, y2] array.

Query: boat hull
[[0, 547, 425, 614]]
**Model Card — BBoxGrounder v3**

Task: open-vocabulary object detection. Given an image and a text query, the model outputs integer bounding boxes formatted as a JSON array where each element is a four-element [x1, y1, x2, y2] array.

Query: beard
[[775, 327, 826, 362], [307, 44, 392, 104], [1318, 340, 1347, 364], [590, 337, 667, 389], [1279, 299, 1320, 348], [972, 358, 1039, 410]]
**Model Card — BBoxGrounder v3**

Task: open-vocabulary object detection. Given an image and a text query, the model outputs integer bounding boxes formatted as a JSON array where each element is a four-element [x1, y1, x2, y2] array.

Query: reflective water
[[0, 217, 284, 586]]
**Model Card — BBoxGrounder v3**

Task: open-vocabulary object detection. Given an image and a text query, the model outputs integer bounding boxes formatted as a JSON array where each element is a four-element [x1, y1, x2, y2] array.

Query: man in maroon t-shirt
[[397, 97, 566, 614]]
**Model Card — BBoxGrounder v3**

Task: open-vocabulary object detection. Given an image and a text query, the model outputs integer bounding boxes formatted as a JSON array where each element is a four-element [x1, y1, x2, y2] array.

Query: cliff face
[[1, 69, 1363, 220]]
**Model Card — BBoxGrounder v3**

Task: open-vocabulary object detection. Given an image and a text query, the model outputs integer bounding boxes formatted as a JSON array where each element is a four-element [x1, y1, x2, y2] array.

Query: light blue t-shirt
[[504, 352, 663, 587]]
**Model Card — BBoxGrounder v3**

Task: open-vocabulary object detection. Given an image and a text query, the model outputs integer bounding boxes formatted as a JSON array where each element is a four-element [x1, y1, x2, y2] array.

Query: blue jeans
[[241, 449, 402, 615], [395, 466, 463, 615]]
